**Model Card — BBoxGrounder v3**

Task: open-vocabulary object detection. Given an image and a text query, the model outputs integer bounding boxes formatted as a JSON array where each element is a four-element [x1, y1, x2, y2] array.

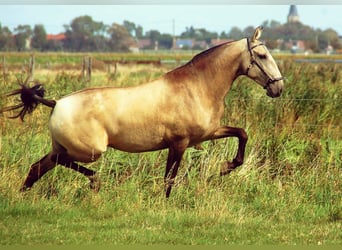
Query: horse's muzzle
[[266, 80, 284, 98]]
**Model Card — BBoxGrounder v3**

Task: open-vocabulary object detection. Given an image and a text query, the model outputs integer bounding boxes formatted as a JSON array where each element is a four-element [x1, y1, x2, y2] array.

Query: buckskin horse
[[1, 26, 284, 197]]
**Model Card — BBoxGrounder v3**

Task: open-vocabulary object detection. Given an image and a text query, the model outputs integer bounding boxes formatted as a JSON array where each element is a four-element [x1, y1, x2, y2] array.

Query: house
[[137, 38, 152, 50], [175, 39, 194, 49], [285, 40, 306, 53], [46, 33, 66, 41]]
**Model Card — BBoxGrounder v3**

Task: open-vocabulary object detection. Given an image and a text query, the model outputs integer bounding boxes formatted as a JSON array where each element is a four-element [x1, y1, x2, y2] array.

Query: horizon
[[1, 5, 342, 36]]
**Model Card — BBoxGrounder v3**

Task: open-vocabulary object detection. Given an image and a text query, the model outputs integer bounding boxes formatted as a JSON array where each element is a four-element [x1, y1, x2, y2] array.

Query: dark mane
[[165, 40, 235, 81], [189, 40, 235, 64]]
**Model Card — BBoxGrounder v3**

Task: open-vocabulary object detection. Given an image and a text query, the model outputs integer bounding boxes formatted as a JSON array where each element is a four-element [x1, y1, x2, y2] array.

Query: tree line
[[0, 15, 341, 52]]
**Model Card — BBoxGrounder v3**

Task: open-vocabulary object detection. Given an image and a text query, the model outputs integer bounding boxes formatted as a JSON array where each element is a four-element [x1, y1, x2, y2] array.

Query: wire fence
[[223, 96, 341, 135]]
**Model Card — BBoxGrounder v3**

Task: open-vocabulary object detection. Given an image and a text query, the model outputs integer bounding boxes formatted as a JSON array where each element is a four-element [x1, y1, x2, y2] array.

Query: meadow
[[0, 52, 341, 245]]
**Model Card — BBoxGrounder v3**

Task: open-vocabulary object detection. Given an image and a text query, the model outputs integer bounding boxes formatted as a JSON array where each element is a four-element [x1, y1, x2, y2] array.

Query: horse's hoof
[[220, 162, 235, 176], [20, 185, 31, 192], [193, 143, 204, 150]]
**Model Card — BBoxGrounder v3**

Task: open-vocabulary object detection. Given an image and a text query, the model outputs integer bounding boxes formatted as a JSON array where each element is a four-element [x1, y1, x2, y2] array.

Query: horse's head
[[243, 26, 284, 98]]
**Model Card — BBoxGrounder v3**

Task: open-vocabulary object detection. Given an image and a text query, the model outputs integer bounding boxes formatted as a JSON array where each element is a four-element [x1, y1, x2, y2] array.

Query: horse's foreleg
[[21, 153, 56, 191], [164, 141, 188, 198], [211, 126, 248, 176], [51, 154, 100, 191]]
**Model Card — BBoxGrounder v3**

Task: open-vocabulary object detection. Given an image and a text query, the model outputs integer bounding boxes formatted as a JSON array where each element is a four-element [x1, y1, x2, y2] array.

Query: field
[[0, 52, 341, 245]]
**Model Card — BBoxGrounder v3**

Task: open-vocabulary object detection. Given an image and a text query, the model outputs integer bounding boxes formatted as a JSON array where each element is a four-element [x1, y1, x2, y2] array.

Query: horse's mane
[[165, 40, 235, 81], [189, 40, 235, 64]]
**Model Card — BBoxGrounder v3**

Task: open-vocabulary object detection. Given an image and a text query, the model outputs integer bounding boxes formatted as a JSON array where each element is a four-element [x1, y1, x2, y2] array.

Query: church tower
[[287, 5, 300, 23]]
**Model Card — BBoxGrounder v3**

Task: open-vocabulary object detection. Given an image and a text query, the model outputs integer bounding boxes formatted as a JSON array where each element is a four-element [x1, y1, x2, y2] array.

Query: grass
[[0, 57, 341, 245]]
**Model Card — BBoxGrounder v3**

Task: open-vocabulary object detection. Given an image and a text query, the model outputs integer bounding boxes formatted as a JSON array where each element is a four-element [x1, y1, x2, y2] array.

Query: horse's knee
[[238, 128, 248, 143]]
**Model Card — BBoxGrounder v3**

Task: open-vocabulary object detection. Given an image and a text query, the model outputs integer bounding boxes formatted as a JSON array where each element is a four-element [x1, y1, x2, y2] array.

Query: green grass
[[0, 59, 341, 245]]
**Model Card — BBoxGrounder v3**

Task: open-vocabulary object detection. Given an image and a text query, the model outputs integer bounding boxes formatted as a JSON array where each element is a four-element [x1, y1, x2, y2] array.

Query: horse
[[1, 26, 284, 198]]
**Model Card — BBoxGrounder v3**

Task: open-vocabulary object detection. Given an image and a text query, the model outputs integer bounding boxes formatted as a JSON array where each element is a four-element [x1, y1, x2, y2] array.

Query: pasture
[[0, 53, 341, 245]]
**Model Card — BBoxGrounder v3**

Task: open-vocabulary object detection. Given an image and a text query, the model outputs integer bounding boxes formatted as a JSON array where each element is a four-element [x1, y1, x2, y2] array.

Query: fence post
[[82, 56, 86, 79], [2, 56, 6, 80], [114, 62, 117, 75], [28, 54, 35, 81], [82, 56, 92, 82], [87, 56, 92, 82]]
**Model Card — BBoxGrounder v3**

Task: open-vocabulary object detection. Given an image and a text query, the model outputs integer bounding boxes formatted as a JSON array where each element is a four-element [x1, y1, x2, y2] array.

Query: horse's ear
[[252, 26, 263, 42]]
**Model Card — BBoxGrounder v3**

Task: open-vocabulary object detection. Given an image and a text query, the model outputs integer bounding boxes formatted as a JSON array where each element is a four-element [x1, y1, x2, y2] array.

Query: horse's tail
[[1, 83, 56, 121]]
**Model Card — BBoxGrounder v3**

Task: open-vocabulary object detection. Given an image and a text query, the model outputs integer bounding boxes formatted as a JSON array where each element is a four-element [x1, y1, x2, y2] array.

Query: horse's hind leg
[[51, 154, 100, 192], [21, 153, 56, 191]]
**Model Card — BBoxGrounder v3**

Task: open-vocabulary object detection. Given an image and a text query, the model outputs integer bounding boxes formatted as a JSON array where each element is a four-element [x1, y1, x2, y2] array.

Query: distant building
[[287, 5, 300, 23], [137, 39, 152, 50], [175, 39, 194, 49], [46, 33, 65, 51], [285, 40, 305, 53], [46, 33, 66, 41]]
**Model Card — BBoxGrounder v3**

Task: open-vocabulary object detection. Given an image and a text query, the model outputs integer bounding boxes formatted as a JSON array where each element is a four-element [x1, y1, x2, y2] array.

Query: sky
[[1, 4, 342, 36]]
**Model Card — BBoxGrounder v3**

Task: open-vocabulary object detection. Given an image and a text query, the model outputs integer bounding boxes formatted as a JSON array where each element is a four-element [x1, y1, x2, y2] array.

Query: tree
[[0, 24, 15, 51], [181, 26, 196, 38], [31, 24, 47, 51], [135, 25, 144, 39], [227, 27, 243, 40], [196, 28, 218, 44], [220, 31, 228, 39], [243, 26, 255, 38], [14, 25, 32, 51], [146, 30, 161, 43], [107, 23, 134, 52], [180, 26, 217, 44], [46, 39, 64, 51], [323, 28, 341, 50], [64, 15, 106, 51], [123, 20, 143, 38], [158, 33, 173, 49], [269, 20, 282, 29]]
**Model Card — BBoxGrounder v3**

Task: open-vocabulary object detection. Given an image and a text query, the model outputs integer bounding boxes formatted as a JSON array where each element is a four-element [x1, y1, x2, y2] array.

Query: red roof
[[46, 33, 66, 41]]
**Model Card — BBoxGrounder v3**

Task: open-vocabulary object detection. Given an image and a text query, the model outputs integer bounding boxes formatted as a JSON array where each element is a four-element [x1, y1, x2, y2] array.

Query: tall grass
[[0, 59, 341, 245]]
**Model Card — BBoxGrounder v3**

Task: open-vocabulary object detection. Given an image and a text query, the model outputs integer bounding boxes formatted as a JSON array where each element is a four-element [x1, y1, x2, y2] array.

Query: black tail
[[1, 83, 56, 121]]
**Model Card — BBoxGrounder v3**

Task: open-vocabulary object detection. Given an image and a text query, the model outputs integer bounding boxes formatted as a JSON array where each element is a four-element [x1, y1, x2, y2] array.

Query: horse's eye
[[258, 54, 267, 60]]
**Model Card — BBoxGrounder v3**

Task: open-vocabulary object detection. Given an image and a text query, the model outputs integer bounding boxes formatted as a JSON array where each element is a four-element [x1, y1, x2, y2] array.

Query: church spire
[[287, 5, 300, 23]]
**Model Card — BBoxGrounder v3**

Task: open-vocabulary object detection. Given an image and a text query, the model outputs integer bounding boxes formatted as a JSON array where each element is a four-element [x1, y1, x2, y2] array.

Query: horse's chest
[[177, 103, 223, 139]]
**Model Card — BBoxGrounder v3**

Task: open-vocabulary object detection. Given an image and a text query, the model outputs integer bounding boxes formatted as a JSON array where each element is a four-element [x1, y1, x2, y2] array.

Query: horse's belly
[[107, 127, 168, 153]]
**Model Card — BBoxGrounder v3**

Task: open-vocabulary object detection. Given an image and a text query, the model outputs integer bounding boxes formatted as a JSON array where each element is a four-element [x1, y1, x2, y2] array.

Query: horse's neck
[[191, 41, 244, 99], [164, 40, 245, 100]]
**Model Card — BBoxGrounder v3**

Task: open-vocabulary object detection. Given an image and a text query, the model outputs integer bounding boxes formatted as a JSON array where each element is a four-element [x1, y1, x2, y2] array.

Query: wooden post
[[2, 56, 6, 75], [82, 56, 86, 79], [87, 56, 92, 82], [113, 62, 117, 76], [82, 56, 92, 82], [28, 54, 35, 81], [2, 56, 7, 83]]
